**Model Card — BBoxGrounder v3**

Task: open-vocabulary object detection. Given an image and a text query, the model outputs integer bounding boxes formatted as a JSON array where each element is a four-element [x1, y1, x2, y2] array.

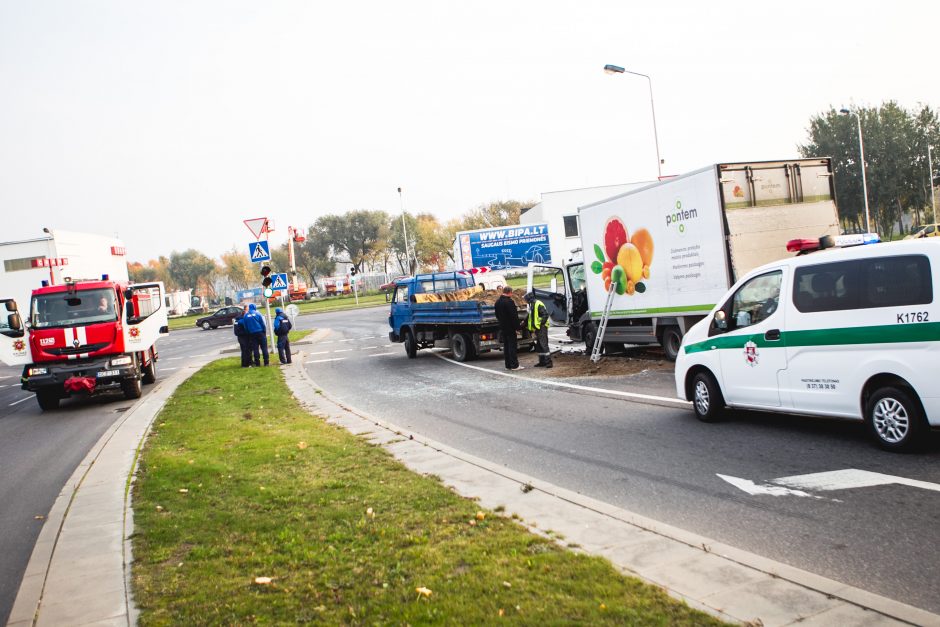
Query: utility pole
[[398, 187, 416, 274]]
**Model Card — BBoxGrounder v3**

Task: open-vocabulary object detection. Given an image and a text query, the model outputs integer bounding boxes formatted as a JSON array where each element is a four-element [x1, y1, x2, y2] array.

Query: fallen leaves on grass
[[253, 576, 273, 585], [178, 488, 189, 494], [366, 507, 375, 518], [475, 511, 486, 521], [415, 586, 432, 600], [297, 441, 308, 450]]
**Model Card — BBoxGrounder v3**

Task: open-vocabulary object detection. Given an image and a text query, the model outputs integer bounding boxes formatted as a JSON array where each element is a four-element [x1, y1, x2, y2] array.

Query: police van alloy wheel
[[866, 386, 925, 452], [123, 377, 142, 400], [36, 390, 60, 411], [692, 371, 724, 422], [661, 326, 682, 362], [404, 329, 417, 359], [201, 321, 211, 330], [451, 333, 472, 362]]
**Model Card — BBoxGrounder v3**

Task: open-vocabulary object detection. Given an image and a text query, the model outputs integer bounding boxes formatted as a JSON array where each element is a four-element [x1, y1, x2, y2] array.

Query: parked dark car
[[195, 306, 244, 330]]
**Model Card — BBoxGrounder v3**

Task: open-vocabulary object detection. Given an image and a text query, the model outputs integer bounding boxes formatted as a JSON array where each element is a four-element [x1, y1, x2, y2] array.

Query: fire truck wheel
[[36, 390, 60, 411], [123, 377, 142, 400], [142, 357, 157, 384]]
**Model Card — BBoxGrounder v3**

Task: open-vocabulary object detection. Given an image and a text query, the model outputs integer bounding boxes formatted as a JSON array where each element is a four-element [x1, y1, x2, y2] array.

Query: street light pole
[[928, 143, 937, 224], [840, 108, 871, 233], [603, 64, 662, 179]]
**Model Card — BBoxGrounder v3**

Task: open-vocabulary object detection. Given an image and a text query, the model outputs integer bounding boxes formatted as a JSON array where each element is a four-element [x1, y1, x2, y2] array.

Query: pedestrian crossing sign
[[271, 273, 289, 290], [249, 240, 271, 262]]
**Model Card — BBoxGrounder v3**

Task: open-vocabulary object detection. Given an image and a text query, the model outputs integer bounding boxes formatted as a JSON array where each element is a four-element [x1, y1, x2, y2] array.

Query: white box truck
[[527, 158, 842, 360]]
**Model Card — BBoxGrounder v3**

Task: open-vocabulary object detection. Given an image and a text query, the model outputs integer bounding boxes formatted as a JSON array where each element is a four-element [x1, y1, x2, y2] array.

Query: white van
[[675, 237, 939, 451]]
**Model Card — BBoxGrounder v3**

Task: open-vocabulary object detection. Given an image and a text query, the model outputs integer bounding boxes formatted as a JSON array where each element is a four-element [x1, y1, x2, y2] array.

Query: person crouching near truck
[[524, 292, 553, 368], [234, 305, 251, 368], [242, 303, 269, 367], [494, 286, 523, 371]]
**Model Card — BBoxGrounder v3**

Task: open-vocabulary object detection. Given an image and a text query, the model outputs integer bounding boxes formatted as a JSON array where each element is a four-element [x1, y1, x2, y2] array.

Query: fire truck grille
[[48, 343, 109, 356]]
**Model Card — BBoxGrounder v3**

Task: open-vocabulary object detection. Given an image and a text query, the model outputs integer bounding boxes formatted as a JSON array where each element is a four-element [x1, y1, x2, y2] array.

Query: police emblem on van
[[743, 340, 759, 367]]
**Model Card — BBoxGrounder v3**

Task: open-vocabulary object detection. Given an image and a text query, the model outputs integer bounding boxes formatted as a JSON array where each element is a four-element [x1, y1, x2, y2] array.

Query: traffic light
[[350, 266, 358, 276], [261, 265, 273, 298]]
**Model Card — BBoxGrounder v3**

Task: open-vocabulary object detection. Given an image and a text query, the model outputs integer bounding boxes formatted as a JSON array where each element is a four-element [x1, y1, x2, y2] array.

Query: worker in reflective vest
[[524, 292, 553, 368]]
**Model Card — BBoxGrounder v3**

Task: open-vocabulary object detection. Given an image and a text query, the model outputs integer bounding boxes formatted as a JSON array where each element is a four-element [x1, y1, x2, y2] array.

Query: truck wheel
[[201, 321, 211, 330], [661, 326, 683, 361], [691, 371, 724, 422], [451, 333, 473, 362], [36, 391, 60, 411], [404, 329, 417, 359], [583, 322, 602, 356], [866, 386, 926, 452], [142, 356, 157, 384], [122, 377, 142, 400]]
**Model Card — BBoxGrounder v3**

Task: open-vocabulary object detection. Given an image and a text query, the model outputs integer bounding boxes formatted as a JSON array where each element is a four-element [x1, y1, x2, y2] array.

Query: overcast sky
[[1, 1, 936, 263]]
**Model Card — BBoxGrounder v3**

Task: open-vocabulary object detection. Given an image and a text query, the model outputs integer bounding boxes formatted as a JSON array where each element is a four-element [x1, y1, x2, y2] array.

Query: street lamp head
[[603, 64, 625, 74]]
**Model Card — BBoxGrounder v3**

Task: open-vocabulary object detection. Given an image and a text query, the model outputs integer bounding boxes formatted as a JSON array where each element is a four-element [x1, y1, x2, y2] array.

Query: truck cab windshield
[[31, 288, 117, 328]]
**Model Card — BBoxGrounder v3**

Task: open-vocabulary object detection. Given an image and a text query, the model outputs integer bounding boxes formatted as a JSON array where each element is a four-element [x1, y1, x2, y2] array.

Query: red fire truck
[[0, 276, 168, 410]]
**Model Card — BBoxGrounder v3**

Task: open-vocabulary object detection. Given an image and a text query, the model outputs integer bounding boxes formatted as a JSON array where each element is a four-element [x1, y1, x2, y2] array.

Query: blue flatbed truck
[[387, 271, 533, 362]]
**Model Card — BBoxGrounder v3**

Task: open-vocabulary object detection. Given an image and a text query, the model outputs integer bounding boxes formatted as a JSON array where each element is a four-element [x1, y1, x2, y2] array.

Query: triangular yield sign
[[244, 217, 268, 239]]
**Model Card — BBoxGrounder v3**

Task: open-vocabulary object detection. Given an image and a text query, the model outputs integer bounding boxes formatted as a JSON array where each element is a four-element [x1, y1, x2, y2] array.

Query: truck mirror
[[126, 301, 135, 320], [159, 325, 169, 334], [385, 292, 391, 303], [125, 288, 133, 300], [2, 312, 24, 338], [714, 310, 728, 330], [3, 299, 18, 313]]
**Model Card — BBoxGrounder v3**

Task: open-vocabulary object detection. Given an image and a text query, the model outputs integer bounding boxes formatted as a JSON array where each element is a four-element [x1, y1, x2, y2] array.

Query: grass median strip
[[132, 358, 725, 625]]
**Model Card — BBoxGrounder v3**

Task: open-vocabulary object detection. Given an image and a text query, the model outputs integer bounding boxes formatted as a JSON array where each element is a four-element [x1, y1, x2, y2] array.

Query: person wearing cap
[[241, 303, 269, 367], [494, 286, 523, 370], [233, 305, 251, 367], [273, 307, 293, 364], [525, 292, 553, 368]]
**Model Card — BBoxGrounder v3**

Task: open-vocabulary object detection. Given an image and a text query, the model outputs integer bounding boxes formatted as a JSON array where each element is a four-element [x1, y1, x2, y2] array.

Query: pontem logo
[[666, 199, 699, 235]]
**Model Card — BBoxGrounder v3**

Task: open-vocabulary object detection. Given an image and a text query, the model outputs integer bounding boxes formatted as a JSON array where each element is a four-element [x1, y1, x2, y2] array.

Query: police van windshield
[[31, 288, 117, 328]]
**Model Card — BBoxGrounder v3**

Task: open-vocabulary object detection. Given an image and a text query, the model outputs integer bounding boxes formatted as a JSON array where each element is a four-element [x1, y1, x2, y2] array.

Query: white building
[[1, 229, 129, 310], [520, 181, 652, 265]]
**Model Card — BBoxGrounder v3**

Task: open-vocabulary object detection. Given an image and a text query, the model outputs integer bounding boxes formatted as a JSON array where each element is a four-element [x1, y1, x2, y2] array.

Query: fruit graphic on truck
[[590, 218, 654, 296]]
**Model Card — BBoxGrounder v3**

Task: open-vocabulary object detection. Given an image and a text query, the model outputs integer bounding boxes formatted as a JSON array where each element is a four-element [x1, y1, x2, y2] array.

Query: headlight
[[28, 367, 48, 376], [110, 355, 133, 367]]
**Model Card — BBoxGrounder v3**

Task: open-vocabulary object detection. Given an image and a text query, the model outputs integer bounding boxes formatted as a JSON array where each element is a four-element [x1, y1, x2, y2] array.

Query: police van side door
[[716, 268, 788, 407]]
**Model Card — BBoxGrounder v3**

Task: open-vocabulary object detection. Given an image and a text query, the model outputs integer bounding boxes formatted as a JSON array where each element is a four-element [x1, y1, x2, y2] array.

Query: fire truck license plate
[[97, 370, 120, 378]]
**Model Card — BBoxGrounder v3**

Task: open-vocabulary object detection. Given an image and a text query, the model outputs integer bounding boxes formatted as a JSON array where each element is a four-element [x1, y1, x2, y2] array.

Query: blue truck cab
[[388, 271, 532, 362]]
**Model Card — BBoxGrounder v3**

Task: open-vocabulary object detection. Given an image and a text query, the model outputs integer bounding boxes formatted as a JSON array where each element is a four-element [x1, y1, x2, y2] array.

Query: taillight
[[786, 238, 821, 253]]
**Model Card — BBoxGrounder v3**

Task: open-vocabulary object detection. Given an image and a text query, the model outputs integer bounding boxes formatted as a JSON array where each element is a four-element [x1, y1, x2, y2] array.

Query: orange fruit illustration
[[630, 228, 654, 267]]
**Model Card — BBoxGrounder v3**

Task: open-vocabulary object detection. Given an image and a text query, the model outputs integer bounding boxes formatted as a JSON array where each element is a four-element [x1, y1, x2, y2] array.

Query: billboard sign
[[454, 223, 551, 270]]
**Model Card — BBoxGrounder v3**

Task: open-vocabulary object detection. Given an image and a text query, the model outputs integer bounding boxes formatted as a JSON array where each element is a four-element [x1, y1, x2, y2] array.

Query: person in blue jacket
[[273, 308, 293, 364], [241, 303, 268, 367], [233, 305, 251, 367]]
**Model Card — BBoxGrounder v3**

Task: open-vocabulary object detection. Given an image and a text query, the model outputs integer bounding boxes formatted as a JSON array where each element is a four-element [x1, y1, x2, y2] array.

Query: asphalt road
[[301, 306, 940, 614], [0, 323, 239, 625]]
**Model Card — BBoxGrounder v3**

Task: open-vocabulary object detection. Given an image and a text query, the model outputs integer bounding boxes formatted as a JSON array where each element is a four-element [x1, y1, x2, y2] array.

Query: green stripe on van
[[683, 321, 940, 354]]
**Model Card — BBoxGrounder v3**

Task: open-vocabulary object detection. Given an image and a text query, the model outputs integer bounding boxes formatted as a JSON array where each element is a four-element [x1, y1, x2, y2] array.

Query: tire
[[122, 377, 142, 400], [451, 333, 472, 362], [403, 329, 417, 359], [866, 386, 926, 452], [661, 326, 683, 362], [201, 321, 211, 330], [36, 390, 60, 411], [691, 371, 724, 422], [583, 322, 601, 356], [142, 355, 157, 384]]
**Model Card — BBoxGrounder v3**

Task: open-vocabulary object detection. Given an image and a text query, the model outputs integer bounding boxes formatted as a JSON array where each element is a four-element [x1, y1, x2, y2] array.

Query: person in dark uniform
[[241, 303, 268, 367], [273, 307, 293, 364], [494, 286, 523, 370], [234, 305, 251, 367]]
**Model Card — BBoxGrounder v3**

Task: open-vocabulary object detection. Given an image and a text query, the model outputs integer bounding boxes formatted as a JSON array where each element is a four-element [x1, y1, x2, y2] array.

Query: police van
[[675, 236, 939, 451]]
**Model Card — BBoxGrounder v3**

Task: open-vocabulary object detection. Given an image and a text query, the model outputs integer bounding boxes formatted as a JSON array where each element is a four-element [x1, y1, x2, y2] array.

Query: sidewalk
[[9, 338, 939, 626]]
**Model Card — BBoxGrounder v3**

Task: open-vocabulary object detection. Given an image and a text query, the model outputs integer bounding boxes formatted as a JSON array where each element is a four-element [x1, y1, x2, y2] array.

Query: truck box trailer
[[527, 158, 842, 360]]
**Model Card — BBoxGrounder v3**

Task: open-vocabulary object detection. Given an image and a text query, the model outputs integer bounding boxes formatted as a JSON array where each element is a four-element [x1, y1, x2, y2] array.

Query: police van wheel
[[36, 391, 60, 411], [451, 333, 473, 362], [866, 386, 925, 452], [692, 371, 724, 422], [404, 329, 417, 359]]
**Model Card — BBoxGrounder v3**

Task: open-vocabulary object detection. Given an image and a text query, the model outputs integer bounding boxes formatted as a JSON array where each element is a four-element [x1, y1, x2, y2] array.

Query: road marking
[[166, 357, 183, 361], [718, 468, 940, 498], [305, 358, 346, 364], [310, 351, 330, 355], [339, 339, 355, 343], [435, 354, 689, 407], [9, 395, 33, 406], [164, 367, 178, 371], [362, 346, 378, 350], [334, 349, 353, 353], [360, 336, 376, 339], [368, 352, 395, 357]]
